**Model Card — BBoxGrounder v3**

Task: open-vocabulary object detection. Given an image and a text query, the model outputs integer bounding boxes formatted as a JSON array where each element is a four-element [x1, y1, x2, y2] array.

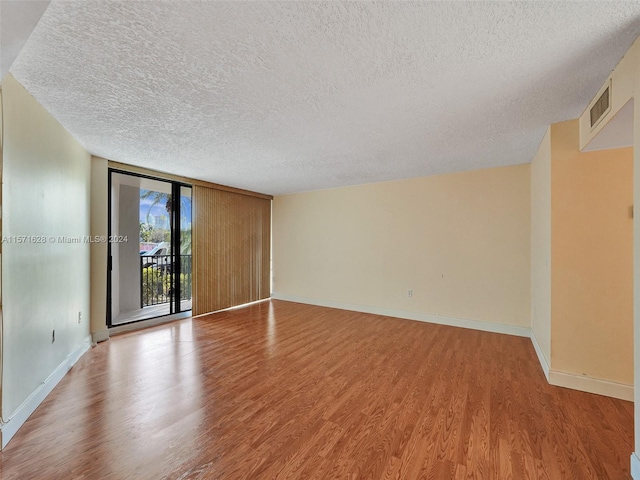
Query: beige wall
[[622, 35, 640, 468], [273, 165, 531, 327], [530, 127, 552, 367], [90, 156, 108, 341], [574, 37, 640, 462], [1, 75, 91, 419], [551, 120, 633, 385], [0, 86, 3, 148], [634, 78, 640, 466]]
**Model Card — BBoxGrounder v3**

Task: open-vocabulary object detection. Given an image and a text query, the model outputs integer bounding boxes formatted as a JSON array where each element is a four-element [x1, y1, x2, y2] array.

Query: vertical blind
[[192, 186, 271, 315]]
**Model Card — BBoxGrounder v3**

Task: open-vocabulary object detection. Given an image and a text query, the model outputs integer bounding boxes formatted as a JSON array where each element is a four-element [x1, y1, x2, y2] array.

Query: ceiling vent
[[590, 80, 611, 129]]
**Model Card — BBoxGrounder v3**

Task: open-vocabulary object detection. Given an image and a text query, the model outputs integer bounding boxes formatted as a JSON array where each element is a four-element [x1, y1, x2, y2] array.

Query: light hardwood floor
[[0, 300, 634, 479]]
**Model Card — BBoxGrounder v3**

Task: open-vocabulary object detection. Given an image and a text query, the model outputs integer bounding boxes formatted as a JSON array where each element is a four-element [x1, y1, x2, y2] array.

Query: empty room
[[1, 1, 640, 479]]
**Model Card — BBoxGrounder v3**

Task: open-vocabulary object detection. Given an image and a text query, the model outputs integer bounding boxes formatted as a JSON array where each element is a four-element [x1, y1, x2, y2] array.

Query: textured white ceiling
[[9, 1, 640, 195]]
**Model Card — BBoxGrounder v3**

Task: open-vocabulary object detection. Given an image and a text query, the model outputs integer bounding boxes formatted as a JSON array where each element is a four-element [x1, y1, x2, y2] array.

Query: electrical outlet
[[408, 289, 413, 298], [78, 311, 82, 324], [52, 329, 55, 343]]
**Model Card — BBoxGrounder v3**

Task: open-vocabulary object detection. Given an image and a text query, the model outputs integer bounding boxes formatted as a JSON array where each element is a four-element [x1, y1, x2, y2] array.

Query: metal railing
[[141, 254, 192, 307]]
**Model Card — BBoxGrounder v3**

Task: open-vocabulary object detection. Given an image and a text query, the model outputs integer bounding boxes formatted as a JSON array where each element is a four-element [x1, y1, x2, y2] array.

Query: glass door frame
[[107, 168, 192, 327]]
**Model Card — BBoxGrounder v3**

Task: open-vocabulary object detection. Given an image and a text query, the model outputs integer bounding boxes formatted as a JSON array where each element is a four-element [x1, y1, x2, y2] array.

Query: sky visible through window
[[139, 189, 192, 229]]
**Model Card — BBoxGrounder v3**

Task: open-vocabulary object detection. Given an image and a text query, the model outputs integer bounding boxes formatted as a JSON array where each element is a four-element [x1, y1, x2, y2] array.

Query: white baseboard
[[271, 293, 531, 338], [0, 335, 91, 449], [549, 369, 634, 402], [632, 452, 640, 480], [530, 329, 633, 401], [92, 329, 109, 344], [530, 331, 550, 381]]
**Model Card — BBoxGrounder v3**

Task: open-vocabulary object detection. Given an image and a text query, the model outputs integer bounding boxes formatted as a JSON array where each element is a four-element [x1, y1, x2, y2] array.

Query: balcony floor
[[112, 299, 192, 325]]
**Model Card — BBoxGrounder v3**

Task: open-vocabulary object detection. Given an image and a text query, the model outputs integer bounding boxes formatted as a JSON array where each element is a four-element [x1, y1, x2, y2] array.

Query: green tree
[[140, 222, 153, 242]]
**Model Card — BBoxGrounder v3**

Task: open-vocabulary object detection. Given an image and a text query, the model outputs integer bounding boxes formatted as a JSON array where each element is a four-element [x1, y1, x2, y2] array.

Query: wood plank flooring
[[0, 300, 634, 479]]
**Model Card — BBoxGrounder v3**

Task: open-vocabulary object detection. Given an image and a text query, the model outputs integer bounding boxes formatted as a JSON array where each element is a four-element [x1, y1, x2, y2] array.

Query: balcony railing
[[141, 254, 192, 307]]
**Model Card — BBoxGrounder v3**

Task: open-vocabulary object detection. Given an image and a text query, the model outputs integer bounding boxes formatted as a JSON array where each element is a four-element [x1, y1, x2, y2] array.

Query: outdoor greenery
[[141, 260, 192, 307], [141, 266, 168, 305], [140, 223, 171, 243]]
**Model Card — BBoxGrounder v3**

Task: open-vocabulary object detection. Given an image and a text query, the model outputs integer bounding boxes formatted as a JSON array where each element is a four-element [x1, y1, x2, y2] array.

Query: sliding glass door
[[108, 170, 192, 326]]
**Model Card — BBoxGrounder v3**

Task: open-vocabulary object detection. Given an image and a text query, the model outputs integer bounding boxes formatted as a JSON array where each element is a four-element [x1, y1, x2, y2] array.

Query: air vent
[[590, 83, 611, 129]]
